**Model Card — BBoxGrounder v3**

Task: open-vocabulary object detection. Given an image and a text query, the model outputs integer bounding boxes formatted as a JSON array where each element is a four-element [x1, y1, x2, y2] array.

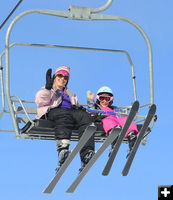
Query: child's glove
[[91, 113, 106, 122], [87, 90, 95, 105]]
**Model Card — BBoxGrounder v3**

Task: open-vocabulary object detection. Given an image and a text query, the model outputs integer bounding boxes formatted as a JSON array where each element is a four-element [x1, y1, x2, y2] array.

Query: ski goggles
[[96, 95, 114, 102], [56, 73, 69, 81]]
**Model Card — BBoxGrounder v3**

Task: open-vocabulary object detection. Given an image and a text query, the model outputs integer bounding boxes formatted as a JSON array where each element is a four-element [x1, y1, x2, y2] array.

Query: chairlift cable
[[0, 0, 23, 30]]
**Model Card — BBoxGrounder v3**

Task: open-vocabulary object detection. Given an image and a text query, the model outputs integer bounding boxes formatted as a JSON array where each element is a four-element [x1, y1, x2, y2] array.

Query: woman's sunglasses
[[56, 74, 69, 80], [97, 95, 114, 102]]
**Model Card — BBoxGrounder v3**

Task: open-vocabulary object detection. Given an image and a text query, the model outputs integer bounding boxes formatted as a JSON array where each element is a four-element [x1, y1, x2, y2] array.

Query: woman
[[35, 66, 95, 172]]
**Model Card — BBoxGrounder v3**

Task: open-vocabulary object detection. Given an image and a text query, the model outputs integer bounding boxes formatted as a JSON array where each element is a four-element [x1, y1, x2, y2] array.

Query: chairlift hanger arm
[[90, 0, 113, 13], [5, 4, 154, 137], [68, 0, 113, 17]]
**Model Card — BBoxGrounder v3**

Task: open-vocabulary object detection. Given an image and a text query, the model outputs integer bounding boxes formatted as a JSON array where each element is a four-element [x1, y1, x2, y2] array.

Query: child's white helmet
[[96, 86, 114, 96]]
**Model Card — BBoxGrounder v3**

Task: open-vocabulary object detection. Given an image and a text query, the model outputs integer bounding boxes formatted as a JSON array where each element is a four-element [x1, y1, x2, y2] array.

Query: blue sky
[[0, 0, 172, 199]]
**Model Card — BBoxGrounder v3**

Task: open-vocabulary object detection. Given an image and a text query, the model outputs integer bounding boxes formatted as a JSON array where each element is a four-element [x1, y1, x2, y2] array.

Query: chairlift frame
[[0, 0, 155, 145]]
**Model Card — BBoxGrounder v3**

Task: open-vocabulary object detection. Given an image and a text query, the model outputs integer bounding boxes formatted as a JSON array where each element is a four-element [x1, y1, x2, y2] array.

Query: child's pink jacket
[[101, 106, 138, 137]]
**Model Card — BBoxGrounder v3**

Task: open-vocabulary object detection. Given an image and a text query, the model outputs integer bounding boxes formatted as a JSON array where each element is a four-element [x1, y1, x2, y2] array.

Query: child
[[87, 86, 139, 156]]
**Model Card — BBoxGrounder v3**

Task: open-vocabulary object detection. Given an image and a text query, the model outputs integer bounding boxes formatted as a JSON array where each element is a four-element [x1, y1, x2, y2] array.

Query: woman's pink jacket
[[35, 86, 78, 119]]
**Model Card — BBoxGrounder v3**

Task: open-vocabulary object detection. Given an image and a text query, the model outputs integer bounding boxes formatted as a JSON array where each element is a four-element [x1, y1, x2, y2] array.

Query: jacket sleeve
[[35, 87, 52, 107]]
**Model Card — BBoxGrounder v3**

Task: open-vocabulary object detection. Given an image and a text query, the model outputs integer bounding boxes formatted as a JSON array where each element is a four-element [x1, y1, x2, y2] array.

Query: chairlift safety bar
[[0, 42, 137, 120]]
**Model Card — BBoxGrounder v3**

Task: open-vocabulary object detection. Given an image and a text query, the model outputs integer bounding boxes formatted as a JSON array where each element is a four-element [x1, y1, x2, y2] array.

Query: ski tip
[[134, 100, 139, 104], [102, 171, 108, 176], [150, 104, 156, 113], [121, 170, 129, 176], [133, 100, 140, 111], [43, 189, 51, 194], [66, 188, 74, 193]]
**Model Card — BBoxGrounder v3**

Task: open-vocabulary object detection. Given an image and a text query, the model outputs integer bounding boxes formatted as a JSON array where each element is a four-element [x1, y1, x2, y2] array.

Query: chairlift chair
[[0, 0, 156, 145]]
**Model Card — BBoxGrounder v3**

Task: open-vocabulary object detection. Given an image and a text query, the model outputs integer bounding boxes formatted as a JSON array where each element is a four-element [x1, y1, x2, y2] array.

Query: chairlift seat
[[21, 119, 107, 142], [20, 119, 151, 143]]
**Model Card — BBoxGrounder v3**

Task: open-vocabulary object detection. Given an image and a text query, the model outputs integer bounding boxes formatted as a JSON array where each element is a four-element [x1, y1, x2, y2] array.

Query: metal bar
[[2, 41, 134, 54], [11, 95, 35, 123], [2, 42, 137, 100], [0, 61, 5, 119], [0, 129, 14, 132], [90, 0, 113, 13], [117, 16, 154, 105], [139, 104, 151, 108], [125, 53, 137, 100], [14, 106, 37, 114], [4, 9, 69, 137], [11, 99, 35, 104], [89, 13, 154, 105]]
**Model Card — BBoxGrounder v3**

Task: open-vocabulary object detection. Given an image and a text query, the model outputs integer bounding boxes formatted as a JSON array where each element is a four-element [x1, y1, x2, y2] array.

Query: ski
[[121, 104, 156, 176], [102, 100, 140, 176], [43, 123, 96, 194], [66, 126, 121, 193]]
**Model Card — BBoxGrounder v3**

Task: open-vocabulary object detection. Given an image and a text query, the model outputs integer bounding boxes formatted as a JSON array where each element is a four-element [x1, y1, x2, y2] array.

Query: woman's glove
[[45, 68, 55, 90]]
